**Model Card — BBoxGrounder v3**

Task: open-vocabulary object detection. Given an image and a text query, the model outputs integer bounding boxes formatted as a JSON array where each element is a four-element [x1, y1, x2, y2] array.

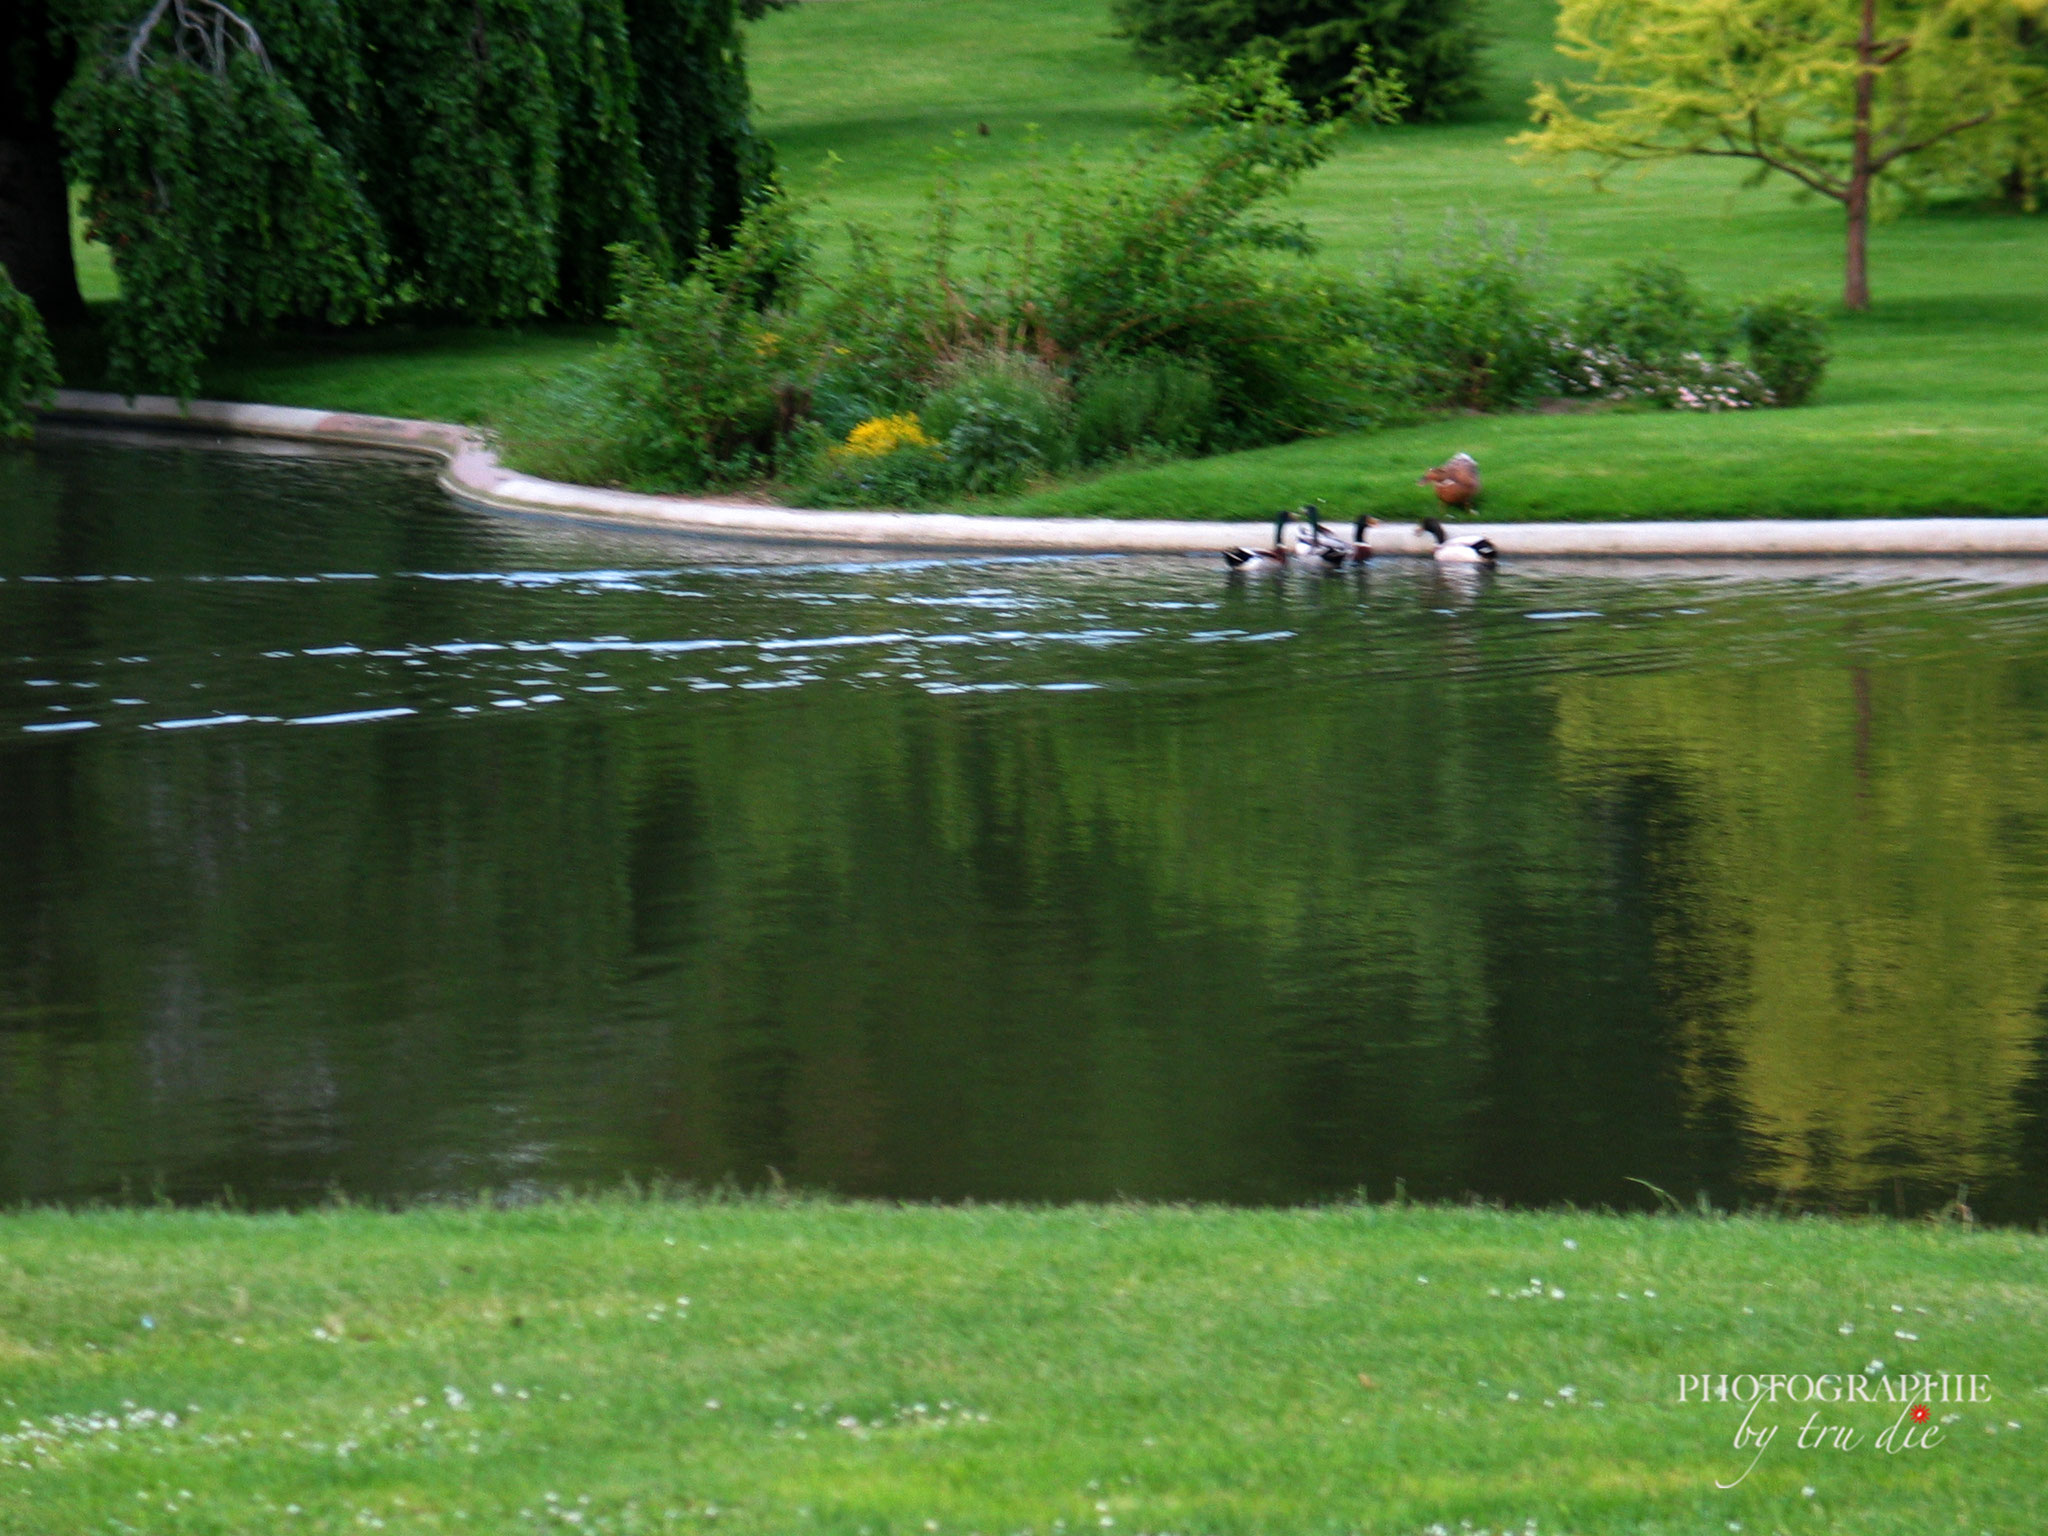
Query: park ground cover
[[2, 1197, 2044, 1535], [61, 0, 2048, 519]]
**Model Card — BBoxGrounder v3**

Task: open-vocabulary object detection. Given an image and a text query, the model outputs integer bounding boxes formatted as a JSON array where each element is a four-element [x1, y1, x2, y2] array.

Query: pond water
[[4, 431, 2047, 1218]]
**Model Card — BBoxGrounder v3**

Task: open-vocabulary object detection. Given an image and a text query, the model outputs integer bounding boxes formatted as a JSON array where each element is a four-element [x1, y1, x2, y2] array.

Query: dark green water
[[4, 431, 2047, 1217]]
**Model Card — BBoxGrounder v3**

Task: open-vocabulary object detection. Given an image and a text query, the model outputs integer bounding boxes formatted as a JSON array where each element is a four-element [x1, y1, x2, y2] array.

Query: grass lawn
[[56, 0, 2048, 519], [2, 1198, 2043, 1535], [748, 0, 2048, 521]]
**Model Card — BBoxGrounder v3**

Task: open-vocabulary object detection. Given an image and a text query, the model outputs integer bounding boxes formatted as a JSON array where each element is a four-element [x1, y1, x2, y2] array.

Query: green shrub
[[921, 351, 1071, 492], [1355, 221, 1557, 410], [1035, 55, 1408, 445], [1072, 354, 1220, 462], [1, 270, 60, 444], [497, 198, 807, 491], [1572, 258, 1731, 366], [805, 226, 944, 434], [1740, 292, 1831, 406], [1110, 0, 1482, 119]]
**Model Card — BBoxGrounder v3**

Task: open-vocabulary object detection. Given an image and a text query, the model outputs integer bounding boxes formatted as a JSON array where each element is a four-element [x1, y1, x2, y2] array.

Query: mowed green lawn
[[3, 1199, 2044, 1536], [67, 0, 2048, 518], [748, 0, 2048, 520]]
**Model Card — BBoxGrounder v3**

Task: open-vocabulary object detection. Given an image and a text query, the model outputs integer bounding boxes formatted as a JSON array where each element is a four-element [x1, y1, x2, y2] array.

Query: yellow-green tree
[[1516, 0, 2048, 309]]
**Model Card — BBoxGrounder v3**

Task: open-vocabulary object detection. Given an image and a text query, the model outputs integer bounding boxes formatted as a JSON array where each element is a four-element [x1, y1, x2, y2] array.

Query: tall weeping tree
[[1516, 0, 2048, 310], [0, 0, 770, 399]]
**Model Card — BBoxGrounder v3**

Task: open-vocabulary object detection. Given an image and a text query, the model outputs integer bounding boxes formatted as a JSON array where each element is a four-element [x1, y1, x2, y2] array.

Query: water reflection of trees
[[1552, 660, 2048, 1216], [3, 458, 2045, 1214]]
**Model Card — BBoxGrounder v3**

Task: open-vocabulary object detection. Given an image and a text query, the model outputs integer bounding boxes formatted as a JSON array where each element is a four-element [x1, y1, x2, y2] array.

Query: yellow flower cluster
[[834, 413, 939, 458]]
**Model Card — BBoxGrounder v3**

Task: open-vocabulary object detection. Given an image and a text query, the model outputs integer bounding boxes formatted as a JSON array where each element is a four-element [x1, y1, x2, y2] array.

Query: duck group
[[1223, 507, 1378, 570], [1219, 454, 1498, 569]]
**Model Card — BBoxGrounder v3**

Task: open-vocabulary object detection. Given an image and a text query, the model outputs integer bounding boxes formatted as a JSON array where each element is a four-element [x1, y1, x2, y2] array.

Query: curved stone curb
[[43, 390, 2048, 557]]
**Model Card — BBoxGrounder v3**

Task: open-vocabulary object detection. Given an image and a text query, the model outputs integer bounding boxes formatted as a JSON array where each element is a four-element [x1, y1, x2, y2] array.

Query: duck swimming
[[1419, 517, 1497, 565], [1224, 507, 1348, 570]]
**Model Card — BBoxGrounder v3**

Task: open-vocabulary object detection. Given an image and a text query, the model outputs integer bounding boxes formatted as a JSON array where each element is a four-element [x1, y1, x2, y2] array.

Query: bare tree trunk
[[1844, 0, 1877, 311], [0, 129, 86, 324], [0, 2, 85, 324]]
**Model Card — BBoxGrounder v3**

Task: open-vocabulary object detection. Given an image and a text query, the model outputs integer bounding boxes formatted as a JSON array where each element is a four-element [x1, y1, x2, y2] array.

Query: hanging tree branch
[[120, 0, 269, 79]]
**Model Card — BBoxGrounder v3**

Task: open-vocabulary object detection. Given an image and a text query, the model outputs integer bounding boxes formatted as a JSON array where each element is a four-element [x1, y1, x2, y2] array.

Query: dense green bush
[[1032, 56, 1410, 443], [499, 52, 1410, 494], [1072, 355, 1221, 462], [922, 351, 1073, 492], [496, 204, 802, 490], [1571, 258, 1731, 366], [1740, 293, 1831, 406], [1, 269, 60, 443], [1110, 0, 1482, 119], [1353, 222, 1557, 410]]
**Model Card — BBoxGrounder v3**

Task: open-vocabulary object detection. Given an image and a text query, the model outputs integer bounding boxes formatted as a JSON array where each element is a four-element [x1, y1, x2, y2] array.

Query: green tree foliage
[[1109, 0, 1482, 119], [1971, 11, 2048, 208], [57, 4, 388, 398], [0, 266, 61, 441], [1517, 0, 2048, 309], [6, 0, 767, 397]]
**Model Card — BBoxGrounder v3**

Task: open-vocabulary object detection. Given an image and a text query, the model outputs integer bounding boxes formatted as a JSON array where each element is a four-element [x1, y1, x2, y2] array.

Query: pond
[[4, 430, 2047, 1218]]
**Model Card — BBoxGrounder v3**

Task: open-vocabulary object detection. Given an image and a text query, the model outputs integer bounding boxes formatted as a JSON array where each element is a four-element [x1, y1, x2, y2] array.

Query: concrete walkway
[[45, 390, 2048, 557]]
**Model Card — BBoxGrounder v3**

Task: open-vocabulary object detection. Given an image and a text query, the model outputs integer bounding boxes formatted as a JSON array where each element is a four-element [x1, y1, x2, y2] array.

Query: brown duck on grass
[[1419, 452, 1481, 512]]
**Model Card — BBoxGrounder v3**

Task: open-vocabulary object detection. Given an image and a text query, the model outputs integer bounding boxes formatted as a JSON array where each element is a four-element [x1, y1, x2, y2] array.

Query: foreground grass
[[55, 0, 2048, 519], [2, 1200, 2044, 1535]]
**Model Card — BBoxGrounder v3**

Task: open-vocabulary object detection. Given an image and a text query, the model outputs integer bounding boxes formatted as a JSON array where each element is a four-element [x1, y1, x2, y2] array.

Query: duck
[[1290, 507, 1351, 570], [1419, 452, 1481, 512], [1349, 514, 1381, 562], [1419, 517, 1497, 565], [1224, 506, 1347, 570], [1223, 507, 1297, 569]]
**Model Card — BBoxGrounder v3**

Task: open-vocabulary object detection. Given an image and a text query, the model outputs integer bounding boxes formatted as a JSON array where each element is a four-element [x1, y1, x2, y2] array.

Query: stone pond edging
[[44, 389, 2048, 558]]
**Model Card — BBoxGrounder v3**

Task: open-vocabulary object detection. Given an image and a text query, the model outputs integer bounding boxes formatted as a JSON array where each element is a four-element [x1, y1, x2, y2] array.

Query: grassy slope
[[3, 1199, 2044, 1536], [749, 0, 2048, 520]]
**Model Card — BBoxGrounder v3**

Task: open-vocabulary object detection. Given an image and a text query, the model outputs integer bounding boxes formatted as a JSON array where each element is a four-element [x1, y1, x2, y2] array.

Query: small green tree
[[1, 267, 61, 442], [1110, 0, 1481, 119], [1516, 0, 2048, 309]]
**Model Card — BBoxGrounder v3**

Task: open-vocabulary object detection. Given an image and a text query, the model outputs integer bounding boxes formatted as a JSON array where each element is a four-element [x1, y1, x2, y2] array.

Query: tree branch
[[1690, 144, 1846, 201], [1871, 109, 1996, 172], [120, 0, 269, 78]]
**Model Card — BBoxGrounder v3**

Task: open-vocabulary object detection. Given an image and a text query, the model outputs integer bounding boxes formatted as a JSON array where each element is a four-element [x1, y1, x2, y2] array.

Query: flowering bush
[[835, 413, 940, 457], [1548, 341, 1770, 411], [1572, 258, 1729, 367], [791, 423, 952, 507]]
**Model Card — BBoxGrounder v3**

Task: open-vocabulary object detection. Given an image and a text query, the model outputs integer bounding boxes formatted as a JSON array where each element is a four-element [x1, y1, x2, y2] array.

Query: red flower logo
[[1911, 1405, 1931, 1423]]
